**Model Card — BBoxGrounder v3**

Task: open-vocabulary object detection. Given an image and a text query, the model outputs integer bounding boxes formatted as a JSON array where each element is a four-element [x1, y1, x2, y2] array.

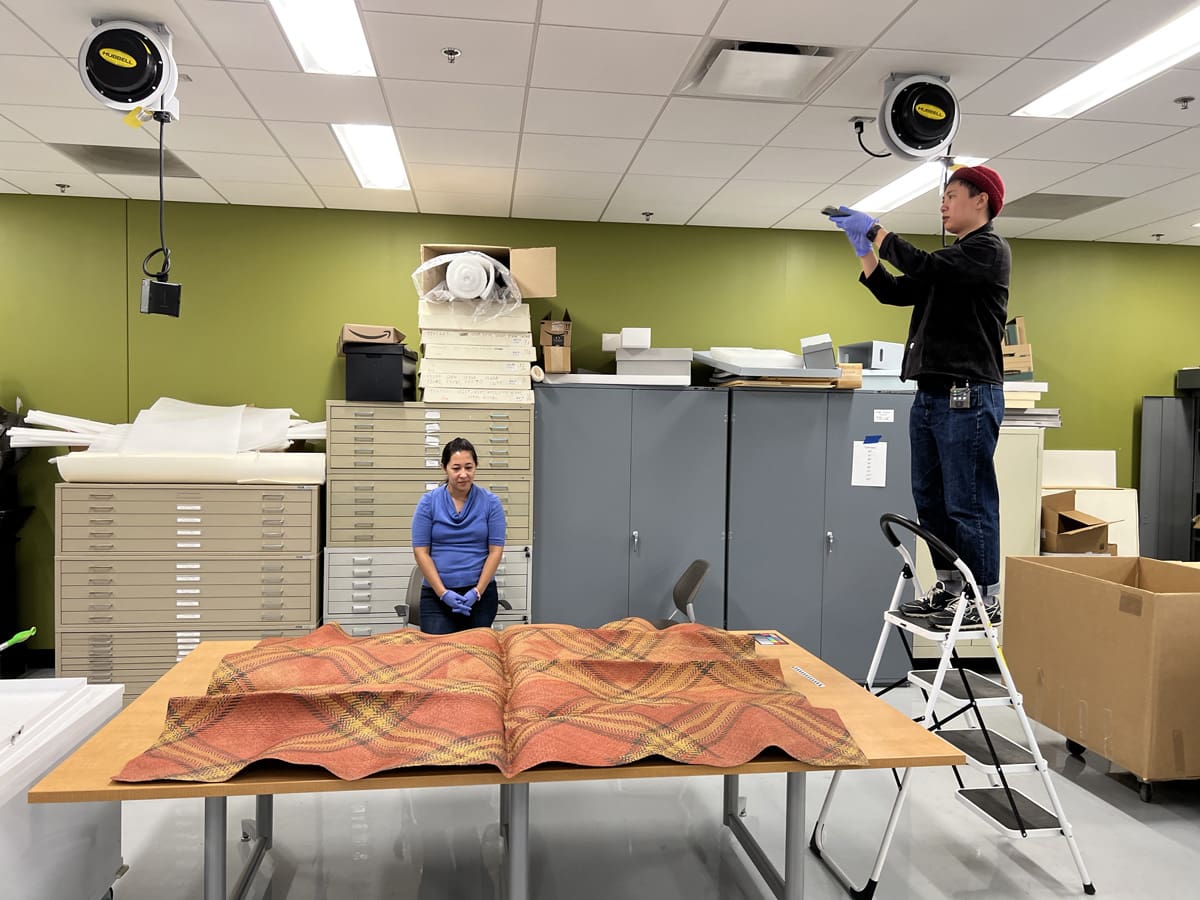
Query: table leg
[[723, 774, 739, 820], [505, 783, 529, 900], [784, 772, 805, 900], [204, 797, 226, 900]]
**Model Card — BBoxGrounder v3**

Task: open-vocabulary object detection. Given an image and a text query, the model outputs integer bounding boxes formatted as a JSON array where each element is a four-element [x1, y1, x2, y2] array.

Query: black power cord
[[141, 109, 172, 281], [854, 119, 891, 159]]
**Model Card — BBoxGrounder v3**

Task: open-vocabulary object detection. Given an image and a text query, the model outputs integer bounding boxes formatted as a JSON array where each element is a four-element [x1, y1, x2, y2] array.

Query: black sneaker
[[898, 581, 957, 617], [930, 597, 1001, 630]]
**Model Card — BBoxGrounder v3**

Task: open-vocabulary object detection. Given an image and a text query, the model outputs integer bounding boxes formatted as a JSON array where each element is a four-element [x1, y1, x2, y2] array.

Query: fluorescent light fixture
[[854, 157, 987, 214], [268, 0, 375, 76], [332, 124, 410, 190], [1013, 7, 1200, 118]]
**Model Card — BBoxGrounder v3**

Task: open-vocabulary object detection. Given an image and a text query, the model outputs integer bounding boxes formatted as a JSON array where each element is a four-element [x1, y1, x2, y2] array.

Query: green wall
[[2, 193, 1196, 649]]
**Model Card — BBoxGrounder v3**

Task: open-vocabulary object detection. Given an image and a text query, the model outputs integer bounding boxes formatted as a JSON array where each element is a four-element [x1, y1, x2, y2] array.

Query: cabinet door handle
[[631, 530, 639, 553], [826, 531, 834, 553]]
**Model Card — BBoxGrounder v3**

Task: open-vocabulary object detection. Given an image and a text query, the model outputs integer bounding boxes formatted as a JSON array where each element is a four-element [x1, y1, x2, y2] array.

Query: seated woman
[[411, 437, 506, 634]]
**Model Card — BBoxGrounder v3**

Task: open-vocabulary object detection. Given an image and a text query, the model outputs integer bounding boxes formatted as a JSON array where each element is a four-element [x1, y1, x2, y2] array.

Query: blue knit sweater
[[411, 484, 506, 587]]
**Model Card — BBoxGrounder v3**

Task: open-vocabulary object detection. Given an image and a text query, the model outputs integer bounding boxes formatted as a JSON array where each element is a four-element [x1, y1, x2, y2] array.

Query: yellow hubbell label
[[916, 103, 946, 121], [100, 48, 137, 68]]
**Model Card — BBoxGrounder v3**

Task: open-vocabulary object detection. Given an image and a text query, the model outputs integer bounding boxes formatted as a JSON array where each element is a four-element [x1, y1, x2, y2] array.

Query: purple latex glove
[[830, 206, 878, 257], [463, 588, 481, 609], [441, 589, 471, 615]]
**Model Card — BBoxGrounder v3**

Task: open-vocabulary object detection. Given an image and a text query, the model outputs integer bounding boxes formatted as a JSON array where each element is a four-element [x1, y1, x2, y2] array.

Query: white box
[[419, 357, 530, 375], [839, 340, 904, 370], [418, 372, 531, 390], [616, 360, 692, 377], [614, 347, 693, 362], [601, 333, 621, 352], [800, 333, 837, 370], [421, 387, 535, 404], [421, 344, 538, 362], [2, 680, 123, 900], [619, 327, 652, 349], [420, 328, 533, 347]]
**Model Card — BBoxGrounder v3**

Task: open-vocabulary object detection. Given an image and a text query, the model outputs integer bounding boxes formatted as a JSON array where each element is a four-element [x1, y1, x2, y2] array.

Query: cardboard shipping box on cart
[[1041, 490, 1112, 553], [1004, 555, 1200, 782]]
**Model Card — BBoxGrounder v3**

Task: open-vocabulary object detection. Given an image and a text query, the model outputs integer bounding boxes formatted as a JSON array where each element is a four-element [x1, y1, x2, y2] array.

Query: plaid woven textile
[[116, 619, 866, 783]]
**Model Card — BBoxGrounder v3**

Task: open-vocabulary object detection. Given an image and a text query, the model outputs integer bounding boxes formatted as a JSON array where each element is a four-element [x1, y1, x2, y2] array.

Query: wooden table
[[30, 633, 961, 900]]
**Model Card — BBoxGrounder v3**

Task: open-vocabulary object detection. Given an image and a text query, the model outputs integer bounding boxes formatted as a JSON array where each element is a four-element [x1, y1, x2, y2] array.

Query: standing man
[[828, 165, 1009, 629]]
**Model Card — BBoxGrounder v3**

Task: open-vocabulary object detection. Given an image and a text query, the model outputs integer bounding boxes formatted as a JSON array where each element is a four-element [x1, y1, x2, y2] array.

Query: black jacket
[[860, 223, 1011, 385]]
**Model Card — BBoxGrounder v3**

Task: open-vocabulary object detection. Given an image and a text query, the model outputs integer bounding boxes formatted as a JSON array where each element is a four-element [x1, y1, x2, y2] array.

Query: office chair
[[650, 559, 710, 629], [396, 566, 513, 630]]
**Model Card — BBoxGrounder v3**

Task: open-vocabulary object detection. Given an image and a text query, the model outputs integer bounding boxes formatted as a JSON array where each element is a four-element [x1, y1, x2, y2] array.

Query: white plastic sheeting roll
[[445, 253, 496, 299]]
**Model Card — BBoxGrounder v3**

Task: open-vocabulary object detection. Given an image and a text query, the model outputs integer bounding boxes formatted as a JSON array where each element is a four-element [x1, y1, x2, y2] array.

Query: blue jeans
[[419, 581, 499, 634], [909, 384, 1004, 593]]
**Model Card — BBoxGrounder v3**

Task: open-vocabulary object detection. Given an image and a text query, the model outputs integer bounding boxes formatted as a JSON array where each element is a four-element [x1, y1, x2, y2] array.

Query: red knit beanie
[[949, 165, 1004, 218]]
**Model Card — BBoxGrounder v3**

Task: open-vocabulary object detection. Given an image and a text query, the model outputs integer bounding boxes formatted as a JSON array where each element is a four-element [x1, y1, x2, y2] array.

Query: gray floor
[[97, 686, 1200, 900]]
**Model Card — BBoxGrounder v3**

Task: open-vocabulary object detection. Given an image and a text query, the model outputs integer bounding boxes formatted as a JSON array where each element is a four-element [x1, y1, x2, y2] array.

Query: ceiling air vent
[[679, 40, 857, 102], [50, 143, 198, 178]]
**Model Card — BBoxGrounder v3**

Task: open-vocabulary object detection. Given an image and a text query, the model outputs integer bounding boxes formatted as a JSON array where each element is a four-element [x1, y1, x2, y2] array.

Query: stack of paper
[[417, 298, 535, 404], [1002, 380, 1060, 426]]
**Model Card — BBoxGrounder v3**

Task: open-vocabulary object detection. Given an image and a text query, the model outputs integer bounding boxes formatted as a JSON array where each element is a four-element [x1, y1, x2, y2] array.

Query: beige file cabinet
[[324, 401, 534, 628], [914, 426, 1044, 658], [54, 483, 320, 699]]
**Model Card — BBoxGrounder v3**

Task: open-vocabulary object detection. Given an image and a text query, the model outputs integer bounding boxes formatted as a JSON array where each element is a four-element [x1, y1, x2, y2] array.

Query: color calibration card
[[752, 632, 787, 645]]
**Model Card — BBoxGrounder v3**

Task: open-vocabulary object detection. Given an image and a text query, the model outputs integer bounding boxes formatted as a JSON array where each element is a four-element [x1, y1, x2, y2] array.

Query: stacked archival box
[[417, 299, 536, 405]]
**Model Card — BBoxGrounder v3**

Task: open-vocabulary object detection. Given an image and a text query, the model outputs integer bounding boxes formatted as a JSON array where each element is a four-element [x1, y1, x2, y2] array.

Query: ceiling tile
[[739, 147, 867, 182], [0, 141, 83, 172], [364, 13, 533, 85], [838, 156, 932, 191], [1103, 210, 1200, 244], [208, 181, 322, 208], [0, 175, 24, 193], [3, 0, 220, 65], [519, 133, 640, 173], [523, 89, 664, 139], [512, 195, 605, 221], [960, 58, 1090, 116], [418, 191, 510, 217], [0, 169, 123, 197], [98, 174, 226, 203], [1080, 68, 1200, 126], [1049, 164, 1189, 197], [815, 49, 1017, 110], [609, 172, 725, 205], [870, 211, 945, 235], [531, 25, 700, 94], [361, 1, 538, 23], [774, 207, 838, 230], [690, 205, 790, 228], [951, 113, 1059, 158], [397, 128, 519, 167], [772, 106, 881, 150], [0, 105, 157, 148], [1005, 121, 1182, 163], [231, 70, 389, 124], [650, 98, 800, 145], [313, 184, 418, 213], [176, 66, 259, 119], [0, 5, 54, 55], [292, 156, 359, 188], [983, 158, 1096, 200], [175, 151, 305, 184], [1032, 0, 1196, 61], [0, 113, 34, 142], [602, 199, 705, 225], [992, 216, 1062, 238], [383, 80, 525, 130], [690, 179, 825, 222], [163, 116, 283, 155], [0, 55, 92, 108], [406, 163, 513, 194], [266, 122, 344, 160], [1113, 126, 1200, 168], [514, 169, 620, 200], [877, 0, 1105, 56], [713, 0, 911, 46], [629, 141, 757, 178], [540, 0, 724, 35], [177, 0, 298, 71]]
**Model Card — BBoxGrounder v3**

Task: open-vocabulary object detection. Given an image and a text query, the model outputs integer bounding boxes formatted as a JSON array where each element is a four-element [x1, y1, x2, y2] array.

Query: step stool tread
[[959, 787, 1060, 833], [909, 668, 1009, 701], [939, 729, 1035, 768]]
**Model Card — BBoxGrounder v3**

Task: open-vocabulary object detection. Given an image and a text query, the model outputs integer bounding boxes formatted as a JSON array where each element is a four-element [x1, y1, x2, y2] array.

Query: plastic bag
[[411, 250, 521, 322]]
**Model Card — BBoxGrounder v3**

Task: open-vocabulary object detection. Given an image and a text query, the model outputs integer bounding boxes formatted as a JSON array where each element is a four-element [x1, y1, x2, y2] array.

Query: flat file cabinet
[[54, 483, 320, 699], [325, 401, 534, 628]]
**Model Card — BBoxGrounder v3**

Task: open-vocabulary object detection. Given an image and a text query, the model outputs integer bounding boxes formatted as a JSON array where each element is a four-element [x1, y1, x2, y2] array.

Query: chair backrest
[[405, 566, 423, 628], [672, 559, 710, 623]]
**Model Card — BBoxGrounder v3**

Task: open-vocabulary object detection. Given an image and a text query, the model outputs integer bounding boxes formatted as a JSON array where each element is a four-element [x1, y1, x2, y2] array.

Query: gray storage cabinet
[[532, 386, 728, 627], [1139, 396, 1196, 561], [726, 389, 915, 681]]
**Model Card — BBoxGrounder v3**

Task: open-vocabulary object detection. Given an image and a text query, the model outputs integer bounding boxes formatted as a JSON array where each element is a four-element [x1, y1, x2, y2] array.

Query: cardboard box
[[337, 323, 404, 356], [839, 340, 903, 370], [542, 345, 571, 373], [539, 310, 572, 347], [1042, 490, 1110, 553], [1004, 555, 1200, 782], [1004, 315, 1027, 346], [1002, 342, 1033, 374], [420, 243, 557, 298]]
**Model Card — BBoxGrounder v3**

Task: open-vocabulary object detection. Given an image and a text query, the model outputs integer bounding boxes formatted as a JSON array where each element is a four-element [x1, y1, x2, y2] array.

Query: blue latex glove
[[463, 588, 480, 609], [441, 590, 471, 615], [829, 206, 878, 257]]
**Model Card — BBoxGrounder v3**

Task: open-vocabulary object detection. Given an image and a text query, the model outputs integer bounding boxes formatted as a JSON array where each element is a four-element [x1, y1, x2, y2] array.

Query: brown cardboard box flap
[[1042, 490, 1111, 553], [337, 324, 405, 356]]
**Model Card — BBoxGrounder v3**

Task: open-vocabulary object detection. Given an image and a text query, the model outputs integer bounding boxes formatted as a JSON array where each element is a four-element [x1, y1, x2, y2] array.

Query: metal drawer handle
[[489, 412, 511, 419], [352, 485, 374, 492], [261, 613, 285, 622], [490, 461, 510, 468], [351, 556, 373, 563], [88, 590, 114, 598], [353, 410, 376, 418], [87, 649, 113, 658], [351, 568, 372, 577], [352, 592, 371, 600], [262, 576, 284, 585], [263, 505, 285, 513], [354, 497, 375, 505], [263, 543, 285, 550], [489, 448, 510, 455], [89, 506, 114, 512], [351, 604, 371, 614], [262, 531, 285, 538], [87, 602, 113, 611], [176, 589, 200, 595], [263, 518, 284, 526], [489, 484, 509, 491], [88, 578, 114, 585], [354, 510, 375, 518], [353, 461, 375, 467], [87, 565, 113, 572], [176, 600, 199, 608], [89, 518, 114, 525], [353, 423, 375, 430], [489, 424, 510, 432], [261, 564, 284, 573], [88, 615, 114, 622], [177, 505, 202, 511], [261, 600, 285, 610], [353, 535, 374, 541], [87, 493, 115, 500], [262, 589, 284, 597], [354, 522, 375, 529], [87, 635, 113, 644], [90, 544, 114, 551], [354, 436, 374, 443], [354, 448, 375, 455], [352, 581, 371, 590], [488, 437, 510, 444], [262, 493, 285, 500], [176, 613, 201, 620], [89, 531, 114, 538]]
